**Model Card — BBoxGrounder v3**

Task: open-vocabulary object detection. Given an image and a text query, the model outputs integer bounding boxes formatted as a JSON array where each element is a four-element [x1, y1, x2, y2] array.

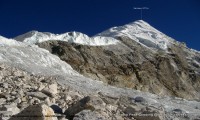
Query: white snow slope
[[14, 31, 119, 46], [0, 36, 24, 46], [97, 20, 175, 50]]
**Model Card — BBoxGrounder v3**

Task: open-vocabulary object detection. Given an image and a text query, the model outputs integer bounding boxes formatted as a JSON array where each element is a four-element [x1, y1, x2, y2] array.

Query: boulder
[[9, 103, 58, 120], [50, 105, 63, 114], [64, 96, 94, 119]]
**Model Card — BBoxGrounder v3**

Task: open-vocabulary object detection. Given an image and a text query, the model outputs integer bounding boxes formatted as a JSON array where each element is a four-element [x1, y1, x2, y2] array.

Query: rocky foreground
[[0, 64, 163, 120], [0, 63, 200, 120]]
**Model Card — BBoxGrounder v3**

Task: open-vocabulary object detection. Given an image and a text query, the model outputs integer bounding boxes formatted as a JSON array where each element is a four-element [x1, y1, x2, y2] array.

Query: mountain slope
[[35, 20, 200, 100], [0, 41, 200, 120]]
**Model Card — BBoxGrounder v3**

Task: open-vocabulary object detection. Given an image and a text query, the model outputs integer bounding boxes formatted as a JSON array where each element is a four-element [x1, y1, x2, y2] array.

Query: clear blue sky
[[0, 0, 200, 50]]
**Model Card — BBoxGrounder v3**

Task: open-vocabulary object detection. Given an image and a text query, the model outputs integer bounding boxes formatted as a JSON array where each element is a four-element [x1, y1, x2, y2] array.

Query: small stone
[[14, 98, 22, 104], [64, 95, 72, 101], [11, 96, 16, 99], [0, 98, 6, 104], [106, 104, 118, 113], [172, 108, 183, 113], [24, 85, 31, 89], [21, 97, 27, 102], [17, 102, 29, 110], [3, 83, 8, 89], [51, 98, 56, 104], [11, 91, 17, 96], [38, 83, 45, 91], [0, 104, 20, 115], [28, 96, 33, 99], [27, 92, 48, 100], [18, 90, 24, 97], [0, 93, 6, 98], [29, 97, 41, 105], [134, 96, 146, 103], [44, 97, 51, 105], [42, 83, 58, 97]]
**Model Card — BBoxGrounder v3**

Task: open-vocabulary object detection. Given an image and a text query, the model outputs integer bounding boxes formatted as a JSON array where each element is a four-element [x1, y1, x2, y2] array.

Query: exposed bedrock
[[37, 37, 200, 100]]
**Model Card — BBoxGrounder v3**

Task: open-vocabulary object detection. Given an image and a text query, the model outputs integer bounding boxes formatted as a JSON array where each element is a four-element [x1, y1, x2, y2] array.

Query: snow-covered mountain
[[14, 20, 180, 50], [1, 20, 200, 120], [14, 31, 119, 46], [97, 20, 175, 50]]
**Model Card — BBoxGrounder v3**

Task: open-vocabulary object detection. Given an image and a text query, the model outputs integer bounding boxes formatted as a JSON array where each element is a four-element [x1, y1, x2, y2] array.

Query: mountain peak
[[97, 20, 172, 50], [130, 20, 151, 26]]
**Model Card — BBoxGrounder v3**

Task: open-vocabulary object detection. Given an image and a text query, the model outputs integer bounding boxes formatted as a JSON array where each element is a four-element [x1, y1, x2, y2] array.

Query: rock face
[[37, 37, 200, 100]]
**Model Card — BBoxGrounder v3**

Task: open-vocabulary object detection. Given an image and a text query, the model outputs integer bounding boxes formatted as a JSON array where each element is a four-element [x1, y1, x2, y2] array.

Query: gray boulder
[[9, 103, 58, 120]]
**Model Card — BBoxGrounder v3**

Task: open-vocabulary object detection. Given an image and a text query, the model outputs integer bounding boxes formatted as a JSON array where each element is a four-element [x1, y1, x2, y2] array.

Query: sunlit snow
[[98, 20, 172, 50], [14, 31, 119, 46]]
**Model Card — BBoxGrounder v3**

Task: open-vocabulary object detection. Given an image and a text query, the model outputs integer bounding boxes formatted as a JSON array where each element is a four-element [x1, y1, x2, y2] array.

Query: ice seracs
[[14, 31, 119, 46], [0, 35, 24, 46], [97, 20, 173, 50]]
